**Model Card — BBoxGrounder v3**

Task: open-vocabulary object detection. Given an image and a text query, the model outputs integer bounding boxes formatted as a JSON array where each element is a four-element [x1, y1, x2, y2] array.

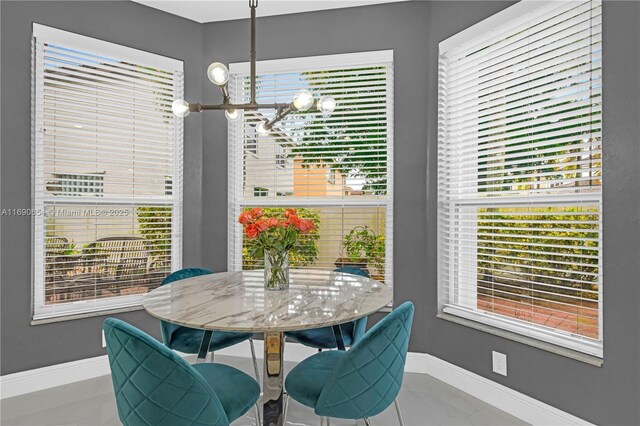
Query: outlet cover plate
[[492, 351, 507, 376]]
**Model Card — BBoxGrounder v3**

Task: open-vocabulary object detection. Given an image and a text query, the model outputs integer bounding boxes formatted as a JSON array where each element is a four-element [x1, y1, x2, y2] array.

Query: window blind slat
[[42, 63, 176, 97], [41, 43, 176, 80], [446, 89, 601, 128], [446, 1, 597, 62], [447, 31, 601, 94]]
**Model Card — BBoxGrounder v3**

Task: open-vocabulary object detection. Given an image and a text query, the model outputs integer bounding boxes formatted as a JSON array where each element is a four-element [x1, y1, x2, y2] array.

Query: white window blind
[[438, 1, 602, 356], [228, 51, 393, 285], [32, 24, 183, 320]]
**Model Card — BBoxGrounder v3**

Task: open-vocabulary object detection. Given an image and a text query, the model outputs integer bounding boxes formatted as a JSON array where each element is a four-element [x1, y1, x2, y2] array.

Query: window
[[47, 173, 104, 196], [438, 1, 602, 356], [327, 169, 337, 185], [246, 139, 258, 155], [32, 24, 183, 320], [228, 51, 393, 285], [254, 187, 269, 197]]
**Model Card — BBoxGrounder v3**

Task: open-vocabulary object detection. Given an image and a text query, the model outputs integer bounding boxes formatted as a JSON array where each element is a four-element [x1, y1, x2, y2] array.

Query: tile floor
[[1, 355, 528, 426]]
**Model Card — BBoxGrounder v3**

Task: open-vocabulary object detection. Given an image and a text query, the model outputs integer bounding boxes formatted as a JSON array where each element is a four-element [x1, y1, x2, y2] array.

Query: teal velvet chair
[[284, 301, 414, 426], [159, 268, 260, 382], [285, 267, 370, 350], [103, 318, 260, 426]]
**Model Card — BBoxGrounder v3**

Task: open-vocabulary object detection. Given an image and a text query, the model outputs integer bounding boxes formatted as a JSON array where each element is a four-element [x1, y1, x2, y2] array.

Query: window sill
[[31, 305, 144, 325], [436, 312, 603, 367]]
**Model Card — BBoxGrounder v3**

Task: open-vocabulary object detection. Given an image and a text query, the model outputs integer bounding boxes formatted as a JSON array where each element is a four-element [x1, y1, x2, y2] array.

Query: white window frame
[[227, 51, 394, 288], [31, 24, 184, 321], [437, 1, 603, 357]]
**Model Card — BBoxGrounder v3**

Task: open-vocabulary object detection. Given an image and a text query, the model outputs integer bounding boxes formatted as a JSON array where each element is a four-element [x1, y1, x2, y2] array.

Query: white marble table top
[[142, 269, 392, 332]]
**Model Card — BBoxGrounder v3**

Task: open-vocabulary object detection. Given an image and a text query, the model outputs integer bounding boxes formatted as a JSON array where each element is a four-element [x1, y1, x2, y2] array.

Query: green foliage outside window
[[477, 206, 600, 304], [342, 225, 385, 275], [290, 67, 389, 195]]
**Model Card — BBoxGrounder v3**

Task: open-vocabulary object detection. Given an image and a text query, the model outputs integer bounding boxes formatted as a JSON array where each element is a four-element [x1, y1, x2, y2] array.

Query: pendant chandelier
[[171, 0, 336, 134]]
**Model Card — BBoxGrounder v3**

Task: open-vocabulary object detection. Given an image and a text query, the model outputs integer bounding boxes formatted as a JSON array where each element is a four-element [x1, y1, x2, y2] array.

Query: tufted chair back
[[159, 268, 213, 346], [314, 301, 414, 419], [334, 266, 369, 277], [103, 318, 229, 426]]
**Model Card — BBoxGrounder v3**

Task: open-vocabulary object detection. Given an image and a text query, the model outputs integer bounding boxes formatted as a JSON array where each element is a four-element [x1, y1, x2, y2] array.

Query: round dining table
[[142, 269, 392, 426]]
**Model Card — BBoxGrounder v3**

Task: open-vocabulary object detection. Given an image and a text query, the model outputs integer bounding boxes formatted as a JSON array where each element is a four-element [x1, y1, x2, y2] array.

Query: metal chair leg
[[283, 393, 290, 425], [254, 403, 260, 426], [249, 339, 261, 425], [394, 398, 404, 426], [253, 399, 262, 426], [327, 417, 331, 426], [208, 351, 215, 363], [249, 338, 260, 382], [363, 418, 372, 426]]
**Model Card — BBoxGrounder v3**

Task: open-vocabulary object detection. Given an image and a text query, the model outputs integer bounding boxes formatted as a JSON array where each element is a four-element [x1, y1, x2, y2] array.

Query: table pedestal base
[[263, 331, 284, 426]]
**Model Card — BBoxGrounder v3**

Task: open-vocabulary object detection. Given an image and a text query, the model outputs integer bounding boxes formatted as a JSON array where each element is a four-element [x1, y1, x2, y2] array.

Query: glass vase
[[264, 249, 290, 291]]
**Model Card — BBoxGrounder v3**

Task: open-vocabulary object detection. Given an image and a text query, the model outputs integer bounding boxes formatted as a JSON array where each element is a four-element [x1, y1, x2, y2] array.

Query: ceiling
[[132, 0, 410, 23]]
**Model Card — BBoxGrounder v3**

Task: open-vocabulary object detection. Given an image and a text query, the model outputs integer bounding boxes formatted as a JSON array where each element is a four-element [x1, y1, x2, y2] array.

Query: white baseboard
[[404, 352, 592, 426], [0, 355, 111, 399], [1, 341, 591, 426]]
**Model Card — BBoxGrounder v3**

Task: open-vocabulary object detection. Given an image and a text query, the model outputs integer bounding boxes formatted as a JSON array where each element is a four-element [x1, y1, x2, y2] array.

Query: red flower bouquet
[[238, 208, 315, 290]]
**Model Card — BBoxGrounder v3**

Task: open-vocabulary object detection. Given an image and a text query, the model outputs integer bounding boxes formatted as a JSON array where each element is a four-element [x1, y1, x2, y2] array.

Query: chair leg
[[249, 339, 262, 425], [320, 416, 324, 426], [249, 338, 260, 382], [394, 398, 404, 426], [327, 417, 331, 426], [363, 418, 372, 426], [208, 351, 214, 363], [254, 403, 261, 426], [283, 393, 290, 424]]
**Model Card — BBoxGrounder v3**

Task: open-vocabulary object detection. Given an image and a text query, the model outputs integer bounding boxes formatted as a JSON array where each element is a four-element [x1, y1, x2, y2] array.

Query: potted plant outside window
[[336, 226, 385, 280]]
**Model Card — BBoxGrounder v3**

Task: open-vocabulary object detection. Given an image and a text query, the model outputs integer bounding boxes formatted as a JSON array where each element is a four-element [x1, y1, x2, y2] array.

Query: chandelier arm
[[220, 85, 230, 104], [265, 105, 295, 129], [188, 102, 293, 112]]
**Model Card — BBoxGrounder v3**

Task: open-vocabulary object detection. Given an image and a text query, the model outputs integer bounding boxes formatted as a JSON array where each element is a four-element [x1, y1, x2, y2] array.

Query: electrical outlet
[[102, 330, 106, 348], [492, 351, 507, 376]]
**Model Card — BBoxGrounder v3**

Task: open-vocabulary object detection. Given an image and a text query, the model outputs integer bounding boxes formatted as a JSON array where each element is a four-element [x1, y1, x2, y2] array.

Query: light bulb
[[225, 109, 240, 121], [292, 89, 314, 111], [207, 62, 229, 86], [256, 121, 271, 136], [172, 99, 190, 118], [318, 96, 336, 114]]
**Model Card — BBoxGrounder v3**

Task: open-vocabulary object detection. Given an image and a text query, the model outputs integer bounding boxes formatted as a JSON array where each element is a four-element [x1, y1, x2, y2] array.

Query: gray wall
[[0, 1, 204, 374], [201, 2, 640, 424], [2, 1, 638, 424]]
